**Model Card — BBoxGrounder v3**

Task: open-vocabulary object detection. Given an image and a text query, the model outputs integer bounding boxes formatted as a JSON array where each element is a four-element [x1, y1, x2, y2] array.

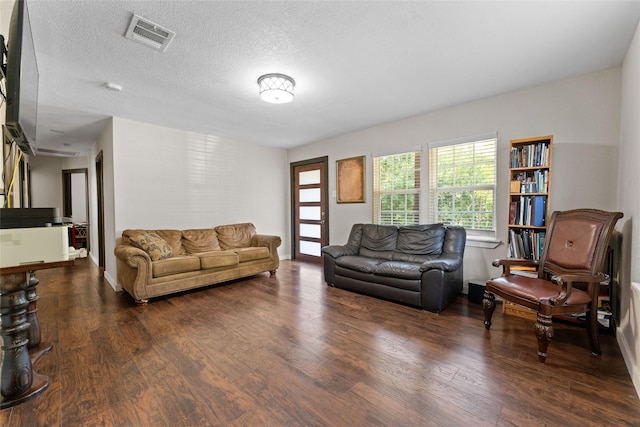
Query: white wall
[[617, 19, 640, 398], [105, 117, 288, 290], [289, 67, 622, 282], [89, 119, 116, 285], [29, 155, 63, 208]]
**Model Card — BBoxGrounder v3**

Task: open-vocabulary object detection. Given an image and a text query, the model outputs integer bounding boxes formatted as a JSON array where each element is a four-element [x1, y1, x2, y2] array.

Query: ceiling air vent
[[125, 14, 175, 52]]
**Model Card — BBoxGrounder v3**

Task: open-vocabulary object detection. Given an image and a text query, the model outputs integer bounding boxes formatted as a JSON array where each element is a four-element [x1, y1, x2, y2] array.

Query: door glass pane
[[300, 206, 321, 220], [300, 224, 321, 239], [300, 240, 321, 256], [299, 170, 320, 185], [299, 188, 320, 203]]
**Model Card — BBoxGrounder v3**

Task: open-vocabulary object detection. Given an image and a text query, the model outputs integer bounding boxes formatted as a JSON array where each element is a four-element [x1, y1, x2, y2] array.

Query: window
[[428, 134, 497, 239], [373, 150, 421, 225]]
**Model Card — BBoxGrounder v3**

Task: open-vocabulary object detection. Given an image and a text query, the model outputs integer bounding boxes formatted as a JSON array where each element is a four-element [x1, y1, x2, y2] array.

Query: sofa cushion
[[197, 251, 239, 269], [360, 224, 398, 251], [233, 247, 270, 262], [182, 229, 221, 254], [358, 224, 398, 260], [374, 261, 423, 280], [396, 224, 446, 255], [335, 256, 385, 274], [214, 223, 256, 249], [128, 232, 173, 261], [152, 255, 201, 277]]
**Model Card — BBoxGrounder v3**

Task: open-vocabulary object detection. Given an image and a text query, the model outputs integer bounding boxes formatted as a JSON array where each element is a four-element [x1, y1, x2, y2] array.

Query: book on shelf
[[532, 195, 545, 227], [510, 142, 550, 168], [508, 229, 545, 261], [509, 201, 518, 225], [521, 229, 531, 259]]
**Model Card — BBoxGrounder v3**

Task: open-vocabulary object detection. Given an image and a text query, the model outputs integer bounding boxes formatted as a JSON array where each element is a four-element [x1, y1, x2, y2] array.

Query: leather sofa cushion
[[233, 247, 270, 262], [197, 251, 239, 269], [374, 261, 422, 280], [360, 224, 398, 252], [336, 256, 384, 274], [396, 224, 445, 255], [359, 224, 397, 260], [215, 223, 256, 249], [152, 255, 201, 278], [182, 229, 221, 254], [393, 252, 438, 264]]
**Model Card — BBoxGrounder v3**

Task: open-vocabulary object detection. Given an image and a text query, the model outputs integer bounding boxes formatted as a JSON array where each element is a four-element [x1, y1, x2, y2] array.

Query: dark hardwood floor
[[2, 258, 639, 426]]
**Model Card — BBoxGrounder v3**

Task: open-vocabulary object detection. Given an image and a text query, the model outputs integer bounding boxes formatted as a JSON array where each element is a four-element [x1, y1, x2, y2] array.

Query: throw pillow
[[129, 232, 173, 261]]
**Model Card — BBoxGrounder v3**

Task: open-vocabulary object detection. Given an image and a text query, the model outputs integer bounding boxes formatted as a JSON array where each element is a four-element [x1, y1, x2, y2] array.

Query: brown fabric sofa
[[114, 223, 281, 303]]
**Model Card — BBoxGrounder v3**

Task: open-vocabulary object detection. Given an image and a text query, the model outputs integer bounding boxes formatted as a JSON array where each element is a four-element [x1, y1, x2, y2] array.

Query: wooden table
[[0, 260, 73, 409]]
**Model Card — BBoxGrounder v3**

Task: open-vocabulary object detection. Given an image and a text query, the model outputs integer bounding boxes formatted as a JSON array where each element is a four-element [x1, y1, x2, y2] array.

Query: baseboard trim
[[617, 327, 640, 399]]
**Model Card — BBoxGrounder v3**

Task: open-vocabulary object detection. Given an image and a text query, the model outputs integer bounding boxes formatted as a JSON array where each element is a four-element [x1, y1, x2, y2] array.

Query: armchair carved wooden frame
[[483, 209, 623, 363]]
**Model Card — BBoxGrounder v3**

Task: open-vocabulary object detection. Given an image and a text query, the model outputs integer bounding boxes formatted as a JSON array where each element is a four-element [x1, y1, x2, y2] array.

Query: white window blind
[[428, 135, 497, 235], [373, 150, 421, 225]]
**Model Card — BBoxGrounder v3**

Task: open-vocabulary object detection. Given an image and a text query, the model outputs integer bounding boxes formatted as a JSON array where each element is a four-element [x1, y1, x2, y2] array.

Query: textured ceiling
[[8, 0, 640, 156]]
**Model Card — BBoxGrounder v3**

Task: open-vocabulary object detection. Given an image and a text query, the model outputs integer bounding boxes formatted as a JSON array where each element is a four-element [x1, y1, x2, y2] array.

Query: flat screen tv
[[4, 0, 38, 155]]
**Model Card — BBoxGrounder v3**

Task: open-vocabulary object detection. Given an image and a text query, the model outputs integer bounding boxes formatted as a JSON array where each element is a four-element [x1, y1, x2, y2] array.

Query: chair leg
[[534, 313, 554, 363], [483, 291, 496, 330], [586, 305, 602, 356]]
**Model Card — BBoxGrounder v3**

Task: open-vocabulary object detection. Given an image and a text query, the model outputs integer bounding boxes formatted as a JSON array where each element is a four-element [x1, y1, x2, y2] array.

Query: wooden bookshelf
[[507, 135, 553, 261]]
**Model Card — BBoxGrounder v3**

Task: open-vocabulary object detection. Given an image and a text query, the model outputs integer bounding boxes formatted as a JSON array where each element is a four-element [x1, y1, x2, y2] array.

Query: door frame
[[290, 156, 329, 262], [95, 151, 105, 271], [62, 168, 90, 249]]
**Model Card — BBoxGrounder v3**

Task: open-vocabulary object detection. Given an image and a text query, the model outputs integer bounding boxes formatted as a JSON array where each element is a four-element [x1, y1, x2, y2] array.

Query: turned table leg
[[25, 271, 53, 365], [0, 271, 49, 409]]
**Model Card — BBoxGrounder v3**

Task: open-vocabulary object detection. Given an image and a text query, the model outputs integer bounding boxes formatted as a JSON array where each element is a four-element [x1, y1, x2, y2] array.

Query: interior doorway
[[290, 157, 329, 263], [62, 168, 89, 250]]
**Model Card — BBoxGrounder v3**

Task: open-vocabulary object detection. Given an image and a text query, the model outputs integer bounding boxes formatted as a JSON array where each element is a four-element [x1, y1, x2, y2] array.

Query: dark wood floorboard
[[2, 258, 639, 426]]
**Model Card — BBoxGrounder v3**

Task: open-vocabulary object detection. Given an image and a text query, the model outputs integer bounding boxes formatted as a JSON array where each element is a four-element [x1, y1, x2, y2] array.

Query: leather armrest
[[420, 254, 462, 272], [322, 245, 358, 258]]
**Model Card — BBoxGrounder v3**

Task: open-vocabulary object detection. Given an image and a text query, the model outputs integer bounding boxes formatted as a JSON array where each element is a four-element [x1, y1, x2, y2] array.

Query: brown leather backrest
[[546, 217, 602, 270], [541, 209, 623, 276]]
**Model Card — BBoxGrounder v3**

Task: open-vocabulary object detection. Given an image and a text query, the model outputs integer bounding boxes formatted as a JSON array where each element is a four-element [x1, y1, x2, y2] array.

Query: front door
[[291, 157, 328, 263]]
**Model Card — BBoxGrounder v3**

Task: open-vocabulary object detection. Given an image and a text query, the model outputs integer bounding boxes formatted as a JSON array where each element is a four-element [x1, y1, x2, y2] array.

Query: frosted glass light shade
[[257, 73, 295, 104]]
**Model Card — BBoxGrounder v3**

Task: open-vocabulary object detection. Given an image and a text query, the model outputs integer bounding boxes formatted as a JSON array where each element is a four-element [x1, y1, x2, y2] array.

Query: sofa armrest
[[419, 253, 462, 272], [251, 234, 282, 272], [322, 245, 359, 259], [114, 244, 153, 302], [115, 244, 151, 266], [252, 234, 281, 252]]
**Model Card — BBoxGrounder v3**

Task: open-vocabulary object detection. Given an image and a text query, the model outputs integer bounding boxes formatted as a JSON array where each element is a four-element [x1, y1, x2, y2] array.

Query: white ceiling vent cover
[[125, 14, 176, 52]]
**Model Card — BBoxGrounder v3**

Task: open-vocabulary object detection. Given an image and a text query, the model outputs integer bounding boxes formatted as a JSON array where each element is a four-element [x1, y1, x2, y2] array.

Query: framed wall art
[[336, 155, 365, 203]]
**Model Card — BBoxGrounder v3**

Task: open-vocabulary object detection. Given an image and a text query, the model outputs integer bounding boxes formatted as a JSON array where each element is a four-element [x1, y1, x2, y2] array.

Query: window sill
[[466, 236, 501, 249]]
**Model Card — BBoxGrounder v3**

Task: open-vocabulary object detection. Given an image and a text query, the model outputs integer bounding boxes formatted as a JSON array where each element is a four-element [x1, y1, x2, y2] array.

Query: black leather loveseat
[[322, 223, 466, 313]]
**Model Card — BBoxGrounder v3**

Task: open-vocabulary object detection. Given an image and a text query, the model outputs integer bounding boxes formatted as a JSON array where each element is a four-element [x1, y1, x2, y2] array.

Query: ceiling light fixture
[[105, 82, 122, 92], [257, 73, 295, 104]]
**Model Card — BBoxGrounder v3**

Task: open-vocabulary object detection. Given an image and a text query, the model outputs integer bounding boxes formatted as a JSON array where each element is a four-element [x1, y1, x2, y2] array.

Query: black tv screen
[[5, 0, 39, 155]]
